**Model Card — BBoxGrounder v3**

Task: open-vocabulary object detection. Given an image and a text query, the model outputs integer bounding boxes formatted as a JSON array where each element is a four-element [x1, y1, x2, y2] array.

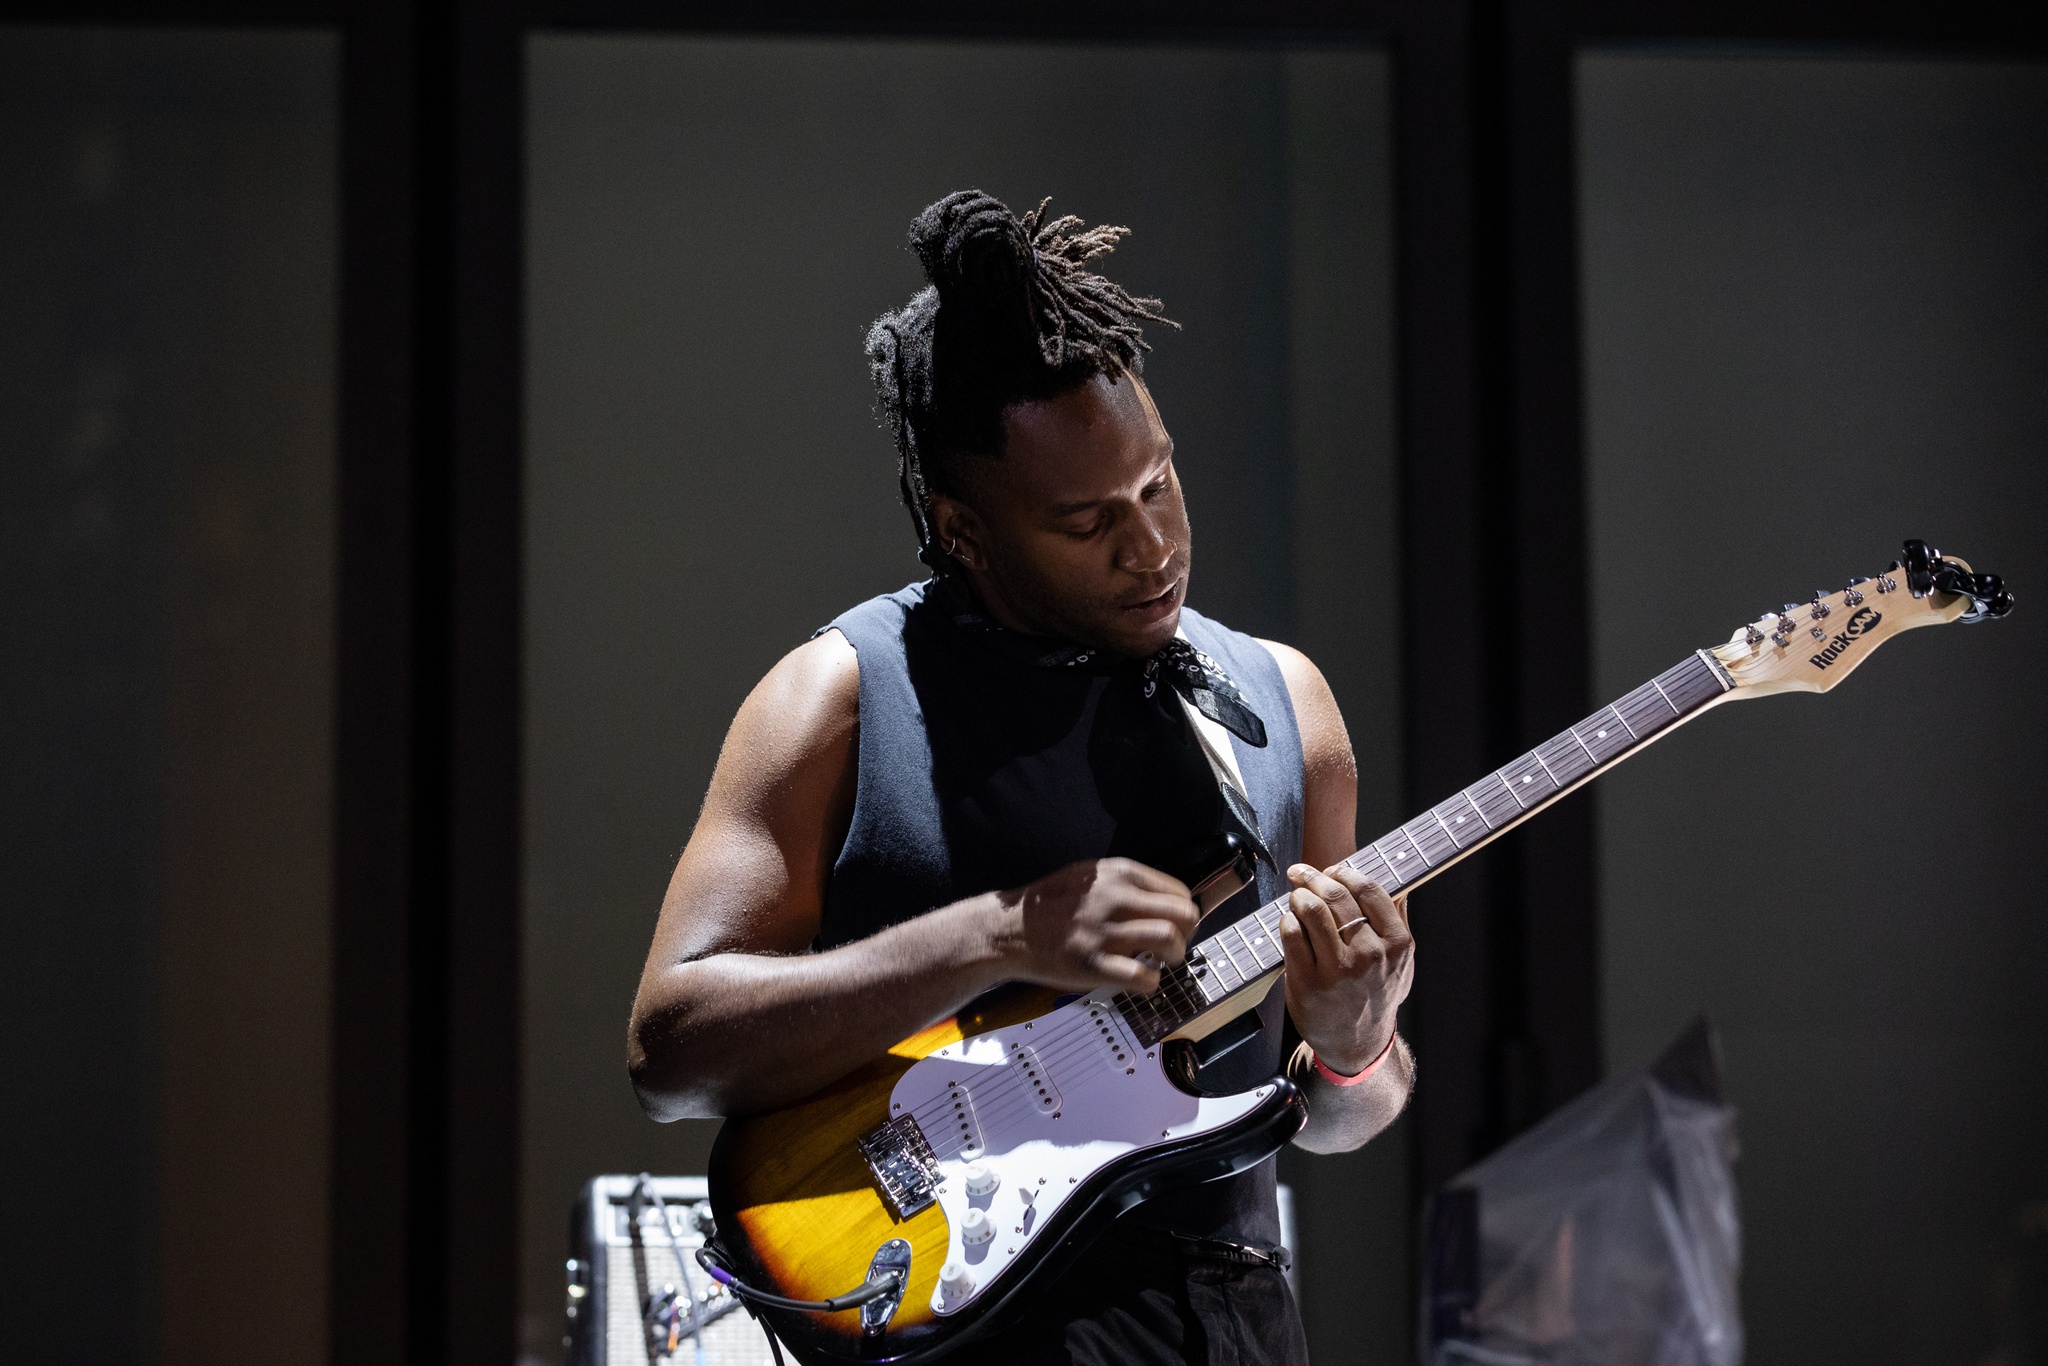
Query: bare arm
[[628, 630, 1200, 1121], [1260, 639, 1417, 1154]]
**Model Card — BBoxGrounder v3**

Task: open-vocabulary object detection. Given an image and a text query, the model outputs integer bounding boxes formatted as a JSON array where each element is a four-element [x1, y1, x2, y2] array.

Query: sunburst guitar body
[[703, 540, 2012, 1365]]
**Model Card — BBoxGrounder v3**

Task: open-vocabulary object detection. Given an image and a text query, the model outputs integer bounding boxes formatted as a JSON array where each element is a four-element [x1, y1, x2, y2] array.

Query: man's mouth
[[1122, 581, 1182, 624]]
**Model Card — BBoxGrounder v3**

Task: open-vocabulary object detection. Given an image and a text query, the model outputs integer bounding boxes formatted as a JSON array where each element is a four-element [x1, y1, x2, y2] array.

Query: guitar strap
[[1171, 628, 1274, 870]]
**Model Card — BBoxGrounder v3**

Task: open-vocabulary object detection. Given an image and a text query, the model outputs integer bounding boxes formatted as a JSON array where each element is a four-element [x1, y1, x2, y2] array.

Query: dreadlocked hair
[[865, 190, 1177, 568]]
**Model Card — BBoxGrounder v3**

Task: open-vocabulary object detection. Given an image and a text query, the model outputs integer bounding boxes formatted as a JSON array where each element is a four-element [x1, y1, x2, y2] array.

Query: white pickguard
[[884, 990, 1274, 1316]]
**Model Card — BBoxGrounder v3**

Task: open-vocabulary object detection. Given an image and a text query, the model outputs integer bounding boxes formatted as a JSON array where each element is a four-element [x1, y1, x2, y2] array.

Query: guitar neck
[[1114, 648, 1737, 1048]]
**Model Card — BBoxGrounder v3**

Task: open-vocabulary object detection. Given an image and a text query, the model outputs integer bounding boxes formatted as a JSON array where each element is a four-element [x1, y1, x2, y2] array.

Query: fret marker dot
[[1521, 776, 1531, 783], [1597, 729, 1607, 739], [1396, 852, 1406, 859], [1455, 815, 1465, 824]]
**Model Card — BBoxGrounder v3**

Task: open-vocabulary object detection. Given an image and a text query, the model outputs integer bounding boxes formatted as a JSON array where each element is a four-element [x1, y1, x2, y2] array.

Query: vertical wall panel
[[0, 27, 337, 1366], [523, 35, 1397, 1362], [1580, 53, 2048, 1361]]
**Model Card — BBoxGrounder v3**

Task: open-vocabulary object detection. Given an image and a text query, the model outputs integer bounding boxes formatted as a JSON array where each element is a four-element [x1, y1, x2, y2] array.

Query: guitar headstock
[[1710, 539, 2013, 696]]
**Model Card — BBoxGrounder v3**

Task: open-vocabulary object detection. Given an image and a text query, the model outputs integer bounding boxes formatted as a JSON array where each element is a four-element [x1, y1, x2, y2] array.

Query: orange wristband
[[1311, 1031, 1398, 1087]]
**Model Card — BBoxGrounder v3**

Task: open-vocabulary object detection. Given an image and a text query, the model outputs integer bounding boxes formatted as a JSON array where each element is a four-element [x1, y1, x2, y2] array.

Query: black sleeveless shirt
[[818, 578, 1307, 1251]]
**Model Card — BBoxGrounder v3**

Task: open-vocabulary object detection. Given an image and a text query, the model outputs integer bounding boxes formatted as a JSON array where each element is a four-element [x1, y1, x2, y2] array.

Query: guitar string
[[897, 657, 1723, 1144], [897, 921, 1269, 1134], [897, 915, 1271, 1134], [898, 923, 1290, 1142], [899, 863, 1404, 1141]]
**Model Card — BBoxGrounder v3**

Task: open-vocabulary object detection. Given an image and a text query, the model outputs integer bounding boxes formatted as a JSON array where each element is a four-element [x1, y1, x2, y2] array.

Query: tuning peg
[[1770, 613, 1795, 647], [1809, 592, 1831, 620], [1843, 581, 1866, 607], [1876, 573, 1897, 594], [1744, 624, 1765, 648]]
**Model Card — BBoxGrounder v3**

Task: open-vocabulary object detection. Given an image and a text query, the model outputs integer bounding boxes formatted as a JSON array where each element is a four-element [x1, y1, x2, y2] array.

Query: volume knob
[[960, 1207, 994, 1245], [962, 1162, 1000, 1197], [939, 1261, 975, 1302]]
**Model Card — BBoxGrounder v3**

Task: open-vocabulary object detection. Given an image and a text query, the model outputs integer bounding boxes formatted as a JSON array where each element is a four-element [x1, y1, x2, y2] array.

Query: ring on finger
[[1336, 916, 1370, 941]]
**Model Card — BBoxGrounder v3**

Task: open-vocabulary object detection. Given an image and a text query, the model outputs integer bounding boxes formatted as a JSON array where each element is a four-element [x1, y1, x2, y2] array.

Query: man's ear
[[928, 494, 991, 573]]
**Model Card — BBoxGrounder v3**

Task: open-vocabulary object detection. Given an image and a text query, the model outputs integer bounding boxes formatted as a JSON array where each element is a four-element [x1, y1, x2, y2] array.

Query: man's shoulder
[[1180, 606, 1299, 684], [816, 580, 932, 652]]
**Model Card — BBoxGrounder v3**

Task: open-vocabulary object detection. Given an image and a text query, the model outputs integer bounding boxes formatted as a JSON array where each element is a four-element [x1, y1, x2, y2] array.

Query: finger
[[1105, 888, 1200, 934], [1277, 907, 1314, 976], [1392, 892, 1412, 934], [1302, 868, 1364, 926], [1093, 952, 1161, 994], [1099, 917, 1192, 964], [1104, 857, 1193, 899], [1287, 884, 1346, 969], [1328, 866, 1403, 942]]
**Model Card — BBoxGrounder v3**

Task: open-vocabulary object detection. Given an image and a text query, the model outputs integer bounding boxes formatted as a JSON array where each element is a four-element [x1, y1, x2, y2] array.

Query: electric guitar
[[700, 540, 2010, 1365]]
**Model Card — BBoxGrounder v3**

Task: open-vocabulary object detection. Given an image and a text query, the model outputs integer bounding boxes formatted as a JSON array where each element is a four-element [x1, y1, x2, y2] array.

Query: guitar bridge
[[857, 1114, 942, 1221]]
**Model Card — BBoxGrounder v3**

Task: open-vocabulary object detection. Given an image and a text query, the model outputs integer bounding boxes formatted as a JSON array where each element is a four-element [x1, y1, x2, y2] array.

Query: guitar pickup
[[1008, 1043, 1062, 1116], [940, 1079, 982, 1158], [857, 1114, 942, 1221], [1084, 1001, 1137, 1074]]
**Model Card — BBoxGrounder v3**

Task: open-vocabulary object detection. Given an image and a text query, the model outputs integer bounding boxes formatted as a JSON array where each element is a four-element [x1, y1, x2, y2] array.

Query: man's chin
[[1097, 604, 1181, 658]]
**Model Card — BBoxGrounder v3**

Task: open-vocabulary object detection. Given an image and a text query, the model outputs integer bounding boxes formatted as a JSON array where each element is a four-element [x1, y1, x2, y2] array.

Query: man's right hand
[[989, 858, 1200, 995]]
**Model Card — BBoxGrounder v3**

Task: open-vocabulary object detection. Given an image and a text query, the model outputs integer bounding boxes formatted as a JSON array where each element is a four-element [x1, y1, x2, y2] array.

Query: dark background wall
[[0, 26, 336, 1366], [521, 34, 1401, 1366], [1578, 52, 2048, 1362], [6, 10, 2045, 1366]]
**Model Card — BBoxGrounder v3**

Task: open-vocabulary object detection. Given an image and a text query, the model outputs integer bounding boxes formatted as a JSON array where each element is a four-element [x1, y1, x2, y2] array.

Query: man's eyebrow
[[1047, 448, 1175, 519]]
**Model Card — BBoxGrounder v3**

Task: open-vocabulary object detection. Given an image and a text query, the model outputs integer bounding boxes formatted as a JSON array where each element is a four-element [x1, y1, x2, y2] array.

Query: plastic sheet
[[1421, 1017, 1741, 1366]]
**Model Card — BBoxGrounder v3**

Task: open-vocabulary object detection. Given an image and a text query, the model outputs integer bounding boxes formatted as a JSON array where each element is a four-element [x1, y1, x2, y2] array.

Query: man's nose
[[1117, 509, 1176, 576]]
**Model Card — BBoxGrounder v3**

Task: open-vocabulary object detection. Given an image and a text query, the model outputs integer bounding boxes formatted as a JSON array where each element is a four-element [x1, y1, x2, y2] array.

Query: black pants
[[968, 1228, 1311, 1366]]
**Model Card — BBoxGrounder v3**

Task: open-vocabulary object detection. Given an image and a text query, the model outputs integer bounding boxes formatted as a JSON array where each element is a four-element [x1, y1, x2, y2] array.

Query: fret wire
[[1202, 949, 1242, 996], [1617, 689, 1669, 736], [1468, 780, 1506, 826], [1696, 649, 1736, 692], [1567, 726, 1598, 765], [1241, 931, 1275, 971], [1374, 835, 1415, 880], [1497, 769, 1529, 810], [1350, 847, 1396, 888], [1544, 732, 1595, 782], [1610, 702, 1638, 740], [1532, 750, 1561, 785], [1244, 918, 1280, 969], [1432, 805, 1467, 848], [1230, 924, 1268, 977], [1408, 813, 1456, 863], [1397, 826, 1434, 868], [1461, 789, 1495, 830], [1165, 970, 1204, 1020], [1213, 931, 1251, 984], [1237, 909, 1277, 968], [1471, 779, 1519, 826], [1220, 927, 1255, 980], [1648, 677, 1680, 715]]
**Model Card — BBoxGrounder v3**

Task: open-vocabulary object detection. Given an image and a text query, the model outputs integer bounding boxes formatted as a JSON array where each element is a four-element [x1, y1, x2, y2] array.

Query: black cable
[[694, 1246, 902, 1314]]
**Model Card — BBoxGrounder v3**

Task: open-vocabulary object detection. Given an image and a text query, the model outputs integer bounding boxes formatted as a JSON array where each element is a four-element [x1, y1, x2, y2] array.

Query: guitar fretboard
[[1114, 649, 1734, 1048]]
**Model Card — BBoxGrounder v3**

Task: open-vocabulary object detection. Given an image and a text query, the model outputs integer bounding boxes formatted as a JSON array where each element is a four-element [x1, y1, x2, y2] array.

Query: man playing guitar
[[629, 190, 1416, 1365]]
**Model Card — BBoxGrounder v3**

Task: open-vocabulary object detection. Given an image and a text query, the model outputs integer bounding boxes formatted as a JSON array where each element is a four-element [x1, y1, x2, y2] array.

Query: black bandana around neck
[[931, 576, 1269, 749]]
